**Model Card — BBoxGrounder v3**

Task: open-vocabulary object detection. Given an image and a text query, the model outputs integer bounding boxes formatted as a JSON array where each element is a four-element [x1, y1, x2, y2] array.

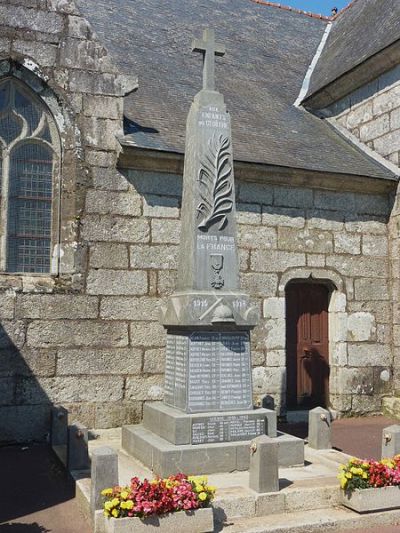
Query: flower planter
[[102, 508, 214, 533], [341, 486, 400, 513]]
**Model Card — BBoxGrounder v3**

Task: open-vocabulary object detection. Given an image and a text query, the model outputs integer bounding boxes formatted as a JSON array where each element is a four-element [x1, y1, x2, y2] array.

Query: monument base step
[[143, 401, 277, 445], [75, 429, 361, 531], [221, 506, 400, 532], [121, 424, 304, 476]]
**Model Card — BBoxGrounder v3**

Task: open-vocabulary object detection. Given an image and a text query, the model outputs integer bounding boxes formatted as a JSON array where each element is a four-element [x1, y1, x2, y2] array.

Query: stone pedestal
[[122, 402, 303, 476], [382, 424, 400, 458], [249, 436, 279, 493], [308, 407, 332, 450], [144, 402, 276, 444]]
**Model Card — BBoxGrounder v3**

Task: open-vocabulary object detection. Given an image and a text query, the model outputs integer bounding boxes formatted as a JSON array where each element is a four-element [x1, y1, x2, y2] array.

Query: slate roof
[[306, 0, 400, 100], [76, 0, 397, 180]]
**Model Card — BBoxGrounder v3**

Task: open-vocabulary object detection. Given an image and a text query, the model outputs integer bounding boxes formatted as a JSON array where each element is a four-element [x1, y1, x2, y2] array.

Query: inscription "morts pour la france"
[[197, 234, 235, 252]]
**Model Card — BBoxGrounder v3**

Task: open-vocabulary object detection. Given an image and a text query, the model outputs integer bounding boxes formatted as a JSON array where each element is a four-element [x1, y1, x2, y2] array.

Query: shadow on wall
[[124, 169, 183, 207], [0, 322, 53, 445], [123, 167, 394, 230]]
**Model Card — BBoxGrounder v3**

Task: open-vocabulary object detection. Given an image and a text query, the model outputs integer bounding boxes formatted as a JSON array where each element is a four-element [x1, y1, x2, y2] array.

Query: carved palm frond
[[197, 134, 233, 231]]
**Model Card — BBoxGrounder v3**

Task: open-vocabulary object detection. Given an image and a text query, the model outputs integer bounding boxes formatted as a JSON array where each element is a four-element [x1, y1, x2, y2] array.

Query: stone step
[[122, 424, 304, 477], [304, 446, 351, 471], [142, 401, 277, 445], [221, 506, 400, 532], [213, 479, 340, 521]]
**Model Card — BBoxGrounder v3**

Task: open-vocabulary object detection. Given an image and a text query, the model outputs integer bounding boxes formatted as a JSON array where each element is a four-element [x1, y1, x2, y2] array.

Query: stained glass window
[[0, 78, 58, 273]]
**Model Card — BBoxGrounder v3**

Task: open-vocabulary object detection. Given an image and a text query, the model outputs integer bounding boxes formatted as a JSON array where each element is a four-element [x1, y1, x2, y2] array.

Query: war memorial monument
[[122, 29, 303, 476]]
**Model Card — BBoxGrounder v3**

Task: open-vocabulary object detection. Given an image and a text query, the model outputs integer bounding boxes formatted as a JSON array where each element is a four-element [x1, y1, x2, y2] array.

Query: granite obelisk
[[161, 29, 259, 415]]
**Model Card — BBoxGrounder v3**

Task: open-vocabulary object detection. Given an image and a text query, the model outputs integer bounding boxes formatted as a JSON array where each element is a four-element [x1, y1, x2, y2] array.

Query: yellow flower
[[191, 475, 207, 484], [120, 491, 129, 500], [111, 508, 119, 518], [198, 492, 207, 501], [362, 473, 368, 479], [340, 477, 347, 489], [345, 472, 352, 479], [103, 510, 110, 517], [101, 488, 113, 497], [104, 501, 113, 511], [207, 485, 216, 494], [111, 498, 120, 507], [125, 500, 134, 510]]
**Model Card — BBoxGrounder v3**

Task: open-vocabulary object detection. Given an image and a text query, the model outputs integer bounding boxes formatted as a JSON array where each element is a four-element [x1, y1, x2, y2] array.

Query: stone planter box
[[341, 486, 400, 513], [102, 508, 214, 533]]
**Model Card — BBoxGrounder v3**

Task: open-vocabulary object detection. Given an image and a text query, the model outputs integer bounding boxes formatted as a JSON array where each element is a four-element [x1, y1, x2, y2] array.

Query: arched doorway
[[286, 281, 330, 409]]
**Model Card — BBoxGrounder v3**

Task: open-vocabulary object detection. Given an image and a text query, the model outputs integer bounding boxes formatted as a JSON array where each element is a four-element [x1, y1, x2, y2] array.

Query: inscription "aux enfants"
[[198, 110, 228, 129]]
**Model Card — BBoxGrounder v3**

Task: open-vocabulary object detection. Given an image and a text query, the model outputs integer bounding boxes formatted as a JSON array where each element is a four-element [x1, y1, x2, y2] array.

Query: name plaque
[[164, 334, 188, 410], [188, 331, 252, 413], [191, 414, 265, 444]]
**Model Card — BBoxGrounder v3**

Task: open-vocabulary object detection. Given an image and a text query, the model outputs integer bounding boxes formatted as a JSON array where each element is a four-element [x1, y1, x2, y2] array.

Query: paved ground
[[0, 444, 91, 533], [1, 415, 399, 533], [281, 415, 400, 533], [279, 414, 398, 460]]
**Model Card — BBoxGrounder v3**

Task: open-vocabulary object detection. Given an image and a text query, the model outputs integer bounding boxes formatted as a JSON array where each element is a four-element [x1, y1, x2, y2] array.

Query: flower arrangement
[[339, 455, 400, 494], [101, 474, 216, 519]]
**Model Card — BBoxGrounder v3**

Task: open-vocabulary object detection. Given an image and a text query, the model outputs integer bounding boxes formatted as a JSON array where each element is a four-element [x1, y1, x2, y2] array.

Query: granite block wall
[[329, 64, 400, 167], [0, 0, 137, 441], [122, 169, 393, 417], [328, 63, 400, 404]]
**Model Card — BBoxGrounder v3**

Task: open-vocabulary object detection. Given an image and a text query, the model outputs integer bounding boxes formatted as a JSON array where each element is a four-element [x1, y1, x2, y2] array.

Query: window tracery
[[0, 78, 60, 273]]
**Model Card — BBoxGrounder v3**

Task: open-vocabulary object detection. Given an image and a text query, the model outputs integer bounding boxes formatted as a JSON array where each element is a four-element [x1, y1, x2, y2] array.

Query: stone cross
[[192, 28, 225, 91]]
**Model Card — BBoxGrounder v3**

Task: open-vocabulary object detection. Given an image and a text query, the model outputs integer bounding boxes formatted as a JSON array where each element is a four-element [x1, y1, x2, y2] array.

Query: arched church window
[[0, 78, 60, 273]]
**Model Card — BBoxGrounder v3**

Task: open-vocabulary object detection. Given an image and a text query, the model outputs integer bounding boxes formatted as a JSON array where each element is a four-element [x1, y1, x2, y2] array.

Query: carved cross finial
[[192, 29, 225, 91]]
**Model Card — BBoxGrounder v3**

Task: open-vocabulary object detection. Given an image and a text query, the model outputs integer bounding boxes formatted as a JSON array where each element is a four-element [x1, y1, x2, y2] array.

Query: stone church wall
[[327, 63, 400, 408], [120, 169, 393, 417], [0, 0, 395, 443], [328, 64, 400, 167], [0, 0, 136, 441]]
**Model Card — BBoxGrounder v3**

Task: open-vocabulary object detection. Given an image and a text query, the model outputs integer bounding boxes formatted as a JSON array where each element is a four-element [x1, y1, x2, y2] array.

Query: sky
[[284, 1, 350, 16]]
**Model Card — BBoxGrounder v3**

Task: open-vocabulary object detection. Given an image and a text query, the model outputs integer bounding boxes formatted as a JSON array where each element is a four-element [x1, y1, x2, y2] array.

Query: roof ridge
[[249, 0, 330, 21], [332, 0, 359, 20]]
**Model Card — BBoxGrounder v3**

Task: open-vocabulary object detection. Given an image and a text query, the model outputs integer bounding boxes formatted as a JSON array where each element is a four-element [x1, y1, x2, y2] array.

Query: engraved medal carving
[[210, 253, 224, 289], [197, 133, 233, 231]]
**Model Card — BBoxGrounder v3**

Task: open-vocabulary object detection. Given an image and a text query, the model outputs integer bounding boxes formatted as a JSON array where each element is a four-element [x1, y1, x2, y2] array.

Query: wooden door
[[286, 283, 329, 409]]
